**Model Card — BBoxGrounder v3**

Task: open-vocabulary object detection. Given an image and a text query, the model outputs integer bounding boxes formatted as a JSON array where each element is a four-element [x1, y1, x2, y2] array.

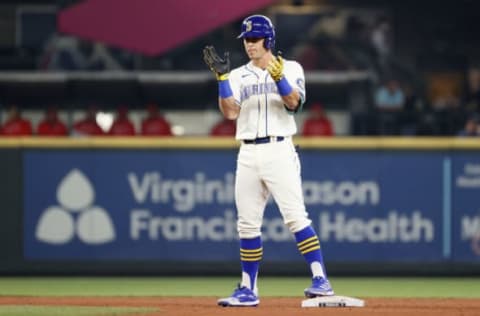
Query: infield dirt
[[1, 296, 480, 316]]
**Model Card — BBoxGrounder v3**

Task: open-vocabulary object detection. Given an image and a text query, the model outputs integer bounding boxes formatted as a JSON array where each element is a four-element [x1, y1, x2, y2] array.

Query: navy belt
[[243, 136, 285, 144]]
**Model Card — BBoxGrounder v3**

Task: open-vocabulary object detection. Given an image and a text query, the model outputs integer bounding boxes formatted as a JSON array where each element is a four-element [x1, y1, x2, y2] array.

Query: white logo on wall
[[35, 169, 115, 245], [456, 163, 480, 188]]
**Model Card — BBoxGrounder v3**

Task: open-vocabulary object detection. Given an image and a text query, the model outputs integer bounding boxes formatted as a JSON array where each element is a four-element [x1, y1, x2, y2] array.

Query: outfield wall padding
[[1, 137, 480, 275]]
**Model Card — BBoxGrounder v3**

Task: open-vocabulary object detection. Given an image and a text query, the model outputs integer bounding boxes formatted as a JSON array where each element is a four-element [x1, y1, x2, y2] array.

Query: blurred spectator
[[374, 78, 405, 135], [0, 105, 33, 136], [369, 15, 393, 74], [465, 67, 480, 112], [141, 103, 173, 136], [108, 105, 136, 136], [423, 71, 464, 134], [72, 105, 104, 136], [375, 78, 405, 110], [426, 72, 463, 112], [37, 106, 68, 136], [302, 103, 334, 136], [457, 115, 479, 137], [210, 117, 236, 136]]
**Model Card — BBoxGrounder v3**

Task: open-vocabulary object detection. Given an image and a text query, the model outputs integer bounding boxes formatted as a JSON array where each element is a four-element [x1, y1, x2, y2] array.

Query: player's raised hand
[[203, 45, 230, 81], [267, 51, 284, 82]]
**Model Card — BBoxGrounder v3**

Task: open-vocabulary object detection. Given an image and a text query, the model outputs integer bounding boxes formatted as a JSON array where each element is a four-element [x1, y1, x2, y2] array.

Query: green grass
[[0, 306, 156, 316], [1, 277, 479, 315], [0, 276, 479, 298]]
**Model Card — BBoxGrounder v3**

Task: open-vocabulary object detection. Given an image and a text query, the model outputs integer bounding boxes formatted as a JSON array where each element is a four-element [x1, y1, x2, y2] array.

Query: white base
[[301, 295, 365, 308]]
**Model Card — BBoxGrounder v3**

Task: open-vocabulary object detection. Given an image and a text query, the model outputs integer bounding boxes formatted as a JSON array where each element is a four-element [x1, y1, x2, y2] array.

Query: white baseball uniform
[[228, 59, 312, 238]]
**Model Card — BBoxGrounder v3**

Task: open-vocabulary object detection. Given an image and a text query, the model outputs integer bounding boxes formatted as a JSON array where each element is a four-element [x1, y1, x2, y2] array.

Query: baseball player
[[203, 14, 334, 307]]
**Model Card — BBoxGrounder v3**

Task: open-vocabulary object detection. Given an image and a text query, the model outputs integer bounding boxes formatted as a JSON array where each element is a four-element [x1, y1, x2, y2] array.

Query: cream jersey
[[228, 59, 306, 140]]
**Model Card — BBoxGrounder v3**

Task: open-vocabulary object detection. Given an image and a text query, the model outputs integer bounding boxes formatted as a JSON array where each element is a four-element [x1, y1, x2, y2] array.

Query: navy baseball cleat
[[217, 284, 259, 307], [304, 276, 335, 297]]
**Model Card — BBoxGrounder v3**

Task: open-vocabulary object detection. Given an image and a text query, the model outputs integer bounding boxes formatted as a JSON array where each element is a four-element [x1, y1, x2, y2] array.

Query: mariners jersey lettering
[[240, 82, 278, 102], [228, 59, 306, 140]]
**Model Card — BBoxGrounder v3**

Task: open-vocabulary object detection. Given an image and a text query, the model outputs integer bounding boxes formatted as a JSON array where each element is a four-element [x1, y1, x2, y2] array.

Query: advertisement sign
[[301, 151, 444, 261], [24, 150, 446, 262], [451, 154, 480, 261]]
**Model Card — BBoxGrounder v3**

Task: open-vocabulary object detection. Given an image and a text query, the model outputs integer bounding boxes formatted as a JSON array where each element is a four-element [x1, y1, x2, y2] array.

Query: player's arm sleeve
[[284, 61, 306, 114]]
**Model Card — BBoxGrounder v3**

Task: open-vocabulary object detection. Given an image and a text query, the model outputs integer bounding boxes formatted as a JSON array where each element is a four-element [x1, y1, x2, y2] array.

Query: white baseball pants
[[235, 137, 312, 238]]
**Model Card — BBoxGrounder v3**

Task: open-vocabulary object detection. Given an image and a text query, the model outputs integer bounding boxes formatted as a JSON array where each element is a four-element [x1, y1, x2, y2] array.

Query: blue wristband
[[276, 76, 293, 96], [218, 79, 233, 99]]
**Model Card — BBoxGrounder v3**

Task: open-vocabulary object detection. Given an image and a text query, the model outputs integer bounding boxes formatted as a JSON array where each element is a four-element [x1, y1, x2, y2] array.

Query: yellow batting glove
[[267, 54, 284, 82]]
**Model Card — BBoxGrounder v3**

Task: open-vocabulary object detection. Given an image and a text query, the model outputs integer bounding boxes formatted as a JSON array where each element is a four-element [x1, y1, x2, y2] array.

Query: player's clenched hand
[[267, 51, 284, 82], [203, 45, 230, 81]]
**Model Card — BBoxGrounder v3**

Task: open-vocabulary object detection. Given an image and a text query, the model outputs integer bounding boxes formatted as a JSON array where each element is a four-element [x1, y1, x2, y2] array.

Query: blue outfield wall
[[21, 145, 480, 265], [452, 154, 480, 261]]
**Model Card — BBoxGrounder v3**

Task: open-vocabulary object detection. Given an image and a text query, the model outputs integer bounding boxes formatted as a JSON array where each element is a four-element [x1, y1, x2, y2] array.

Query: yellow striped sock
[[297, 236, 320, 255], [240, 247, 263, 262]]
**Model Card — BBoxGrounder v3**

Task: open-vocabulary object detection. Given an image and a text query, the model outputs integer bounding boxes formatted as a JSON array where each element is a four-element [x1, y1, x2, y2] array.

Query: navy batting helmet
[[237, 15, 275, 50]]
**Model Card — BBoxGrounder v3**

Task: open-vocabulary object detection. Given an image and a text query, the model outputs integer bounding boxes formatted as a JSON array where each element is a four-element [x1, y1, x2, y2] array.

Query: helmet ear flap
[[264, 37, 270, 49], [264, 37, 275, 50]]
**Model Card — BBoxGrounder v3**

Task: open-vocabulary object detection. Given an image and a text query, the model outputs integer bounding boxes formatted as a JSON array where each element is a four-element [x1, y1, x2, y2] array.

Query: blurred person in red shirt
[[108, 105, 135, 136], [0, 105, 33, 136], [37, 106, 68, 136], [72, 105, 104, 136], [210, 117, 236, 136], [141, 103, 172, 136], [302, 102, 334, 136]]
